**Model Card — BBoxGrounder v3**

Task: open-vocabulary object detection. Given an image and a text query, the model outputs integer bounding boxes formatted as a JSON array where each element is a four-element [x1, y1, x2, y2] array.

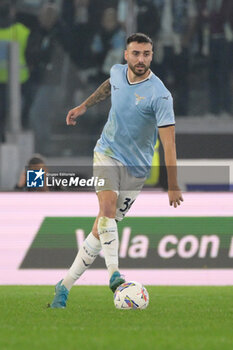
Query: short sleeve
[[110, 64, 124, 85], [110, 64, 117, 85], [153, 94, 175, 127]]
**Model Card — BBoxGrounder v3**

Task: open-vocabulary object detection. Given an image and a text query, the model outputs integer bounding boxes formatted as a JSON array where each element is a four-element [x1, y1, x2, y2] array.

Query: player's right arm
[[66, 79, 111, 126]]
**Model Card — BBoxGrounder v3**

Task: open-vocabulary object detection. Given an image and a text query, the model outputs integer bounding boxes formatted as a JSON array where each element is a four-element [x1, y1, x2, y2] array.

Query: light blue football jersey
[[94, 64, 175, 177]]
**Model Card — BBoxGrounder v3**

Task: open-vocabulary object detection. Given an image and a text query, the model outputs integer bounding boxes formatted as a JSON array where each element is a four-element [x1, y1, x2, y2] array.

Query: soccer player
[[49, 33, 183, 308]]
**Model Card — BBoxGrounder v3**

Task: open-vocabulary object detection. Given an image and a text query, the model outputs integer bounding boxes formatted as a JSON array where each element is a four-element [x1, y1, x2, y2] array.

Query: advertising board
[[0, 192, 232, 285]]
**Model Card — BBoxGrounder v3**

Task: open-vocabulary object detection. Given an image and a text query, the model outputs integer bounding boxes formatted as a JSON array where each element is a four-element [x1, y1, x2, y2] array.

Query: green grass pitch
[[0, 286, 232, 350]]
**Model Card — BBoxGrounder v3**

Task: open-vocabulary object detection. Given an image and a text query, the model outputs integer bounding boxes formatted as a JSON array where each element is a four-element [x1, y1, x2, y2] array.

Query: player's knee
[[98, 191, 117, 218]]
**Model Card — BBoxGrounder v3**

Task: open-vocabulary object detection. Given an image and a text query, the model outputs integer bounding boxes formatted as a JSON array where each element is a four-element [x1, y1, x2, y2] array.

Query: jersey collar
[[126, 69, 153, 85]]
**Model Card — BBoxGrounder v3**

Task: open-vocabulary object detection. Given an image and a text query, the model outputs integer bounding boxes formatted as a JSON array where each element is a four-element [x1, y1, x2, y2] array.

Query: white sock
[[62, 232, 101, 290], [98, 216, 119, 278]]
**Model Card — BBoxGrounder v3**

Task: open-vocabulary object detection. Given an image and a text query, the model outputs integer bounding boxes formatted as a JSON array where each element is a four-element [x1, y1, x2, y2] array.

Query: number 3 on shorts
[[119, 197, 135, 215]]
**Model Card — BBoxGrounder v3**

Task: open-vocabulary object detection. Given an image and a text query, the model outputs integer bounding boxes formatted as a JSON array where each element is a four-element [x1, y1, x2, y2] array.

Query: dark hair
[[126, 33, 153, 48], [28, 154, 45, 167]]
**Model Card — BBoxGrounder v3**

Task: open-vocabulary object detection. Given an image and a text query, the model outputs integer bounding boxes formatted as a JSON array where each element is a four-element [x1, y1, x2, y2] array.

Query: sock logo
[[104, 239, 116, 245], [82, 258, 90, 267], [83, 246, 97, 258], [99, 229, 116, 234]]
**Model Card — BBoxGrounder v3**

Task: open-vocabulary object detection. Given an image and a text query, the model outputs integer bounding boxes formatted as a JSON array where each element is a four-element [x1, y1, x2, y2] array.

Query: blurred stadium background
[[0, 0, 232, 285]]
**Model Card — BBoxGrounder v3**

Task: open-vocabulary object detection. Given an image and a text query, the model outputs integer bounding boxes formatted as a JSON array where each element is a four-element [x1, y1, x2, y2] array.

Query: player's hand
[[66, 104, 87, 126], [168, 189, 184, 208]]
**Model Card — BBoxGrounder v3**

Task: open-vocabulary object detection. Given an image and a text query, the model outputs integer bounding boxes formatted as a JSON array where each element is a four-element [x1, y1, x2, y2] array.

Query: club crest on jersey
[[135, 93, 145, 105]]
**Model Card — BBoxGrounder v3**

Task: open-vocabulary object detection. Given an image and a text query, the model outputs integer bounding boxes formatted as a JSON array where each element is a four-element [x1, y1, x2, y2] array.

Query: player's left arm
[[158, 125, 184, 208]]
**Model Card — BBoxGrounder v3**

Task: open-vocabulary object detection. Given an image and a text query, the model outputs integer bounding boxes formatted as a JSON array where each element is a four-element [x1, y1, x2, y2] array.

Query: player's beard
[[128, 62, 150, 76]]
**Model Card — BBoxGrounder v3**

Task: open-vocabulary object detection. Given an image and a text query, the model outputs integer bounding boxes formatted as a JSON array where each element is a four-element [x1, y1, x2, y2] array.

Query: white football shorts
[[93, 151, 146, 221]]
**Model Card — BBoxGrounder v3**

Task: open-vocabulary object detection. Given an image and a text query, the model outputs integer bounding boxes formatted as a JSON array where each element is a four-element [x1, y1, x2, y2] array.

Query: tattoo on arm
[[85, 79, 111, 109]]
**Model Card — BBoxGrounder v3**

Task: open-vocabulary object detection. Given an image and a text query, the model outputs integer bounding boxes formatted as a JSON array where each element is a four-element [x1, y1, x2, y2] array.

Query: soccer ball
[[114, 281, 149, 310]]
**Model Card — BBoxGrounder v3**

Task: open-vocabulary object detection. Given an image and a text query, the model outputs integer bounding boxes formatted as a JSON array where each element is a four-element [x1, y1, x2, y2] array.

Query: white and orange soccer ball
[[114, 281, 149, 310]]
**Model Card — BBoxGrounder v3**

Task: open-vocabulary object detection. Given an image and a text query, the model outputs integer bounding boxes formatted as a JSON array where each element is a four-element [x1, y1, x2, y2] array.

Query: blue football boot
[[49, 280, 69, 308], [109, 271, 125, 293]]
